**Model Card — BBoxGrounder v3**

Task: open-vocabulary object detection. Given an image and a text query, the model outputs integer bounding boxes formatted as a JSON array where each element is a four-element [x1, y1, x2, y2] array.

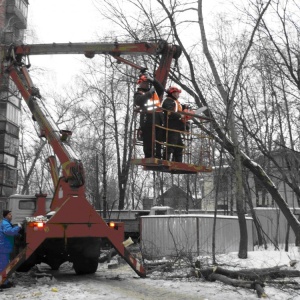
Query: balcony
[[6, 0, 28, 29]]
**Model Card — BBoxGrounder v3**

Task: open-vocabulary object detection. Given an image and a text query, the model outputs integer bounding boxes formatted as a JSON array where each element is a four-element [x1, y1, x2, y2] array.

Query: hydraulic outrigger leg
[[0, 248, 27, 285]]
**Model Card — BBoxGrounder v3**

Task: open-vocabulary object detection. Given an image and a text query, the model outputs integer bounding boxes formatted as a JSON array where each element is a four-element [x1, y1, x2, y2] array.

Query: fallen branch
[[208, 273, 266, 297], [254, 282, 266, 298], [146, 262, 173, 274], [194, 265, 300, 298], [265, 280, 298, 285], [199, 265, 300, 281], [208, 273, 255, 288]]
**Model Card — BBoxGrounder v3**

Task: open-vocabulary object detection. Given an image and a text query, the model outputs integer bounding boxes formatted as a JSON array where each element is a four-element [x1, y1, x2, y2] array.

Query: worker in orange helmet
[[162, 86, 186, 162], [134, 72, 164, 159]]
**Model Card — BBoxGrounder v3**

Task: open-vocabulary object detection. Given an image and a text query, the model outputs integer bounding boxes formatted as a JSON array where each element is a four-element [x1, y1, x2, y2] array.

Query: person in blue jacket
[[0, 210, 22, 289]]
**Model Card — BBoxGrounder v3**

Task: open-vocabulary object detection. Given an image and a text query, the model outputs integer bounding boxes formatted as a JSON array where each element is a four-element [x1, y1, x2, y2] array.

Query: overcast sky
[[27, 0, 102, 43], [25, 0, 233, 90], [26, 0, 105, 89]]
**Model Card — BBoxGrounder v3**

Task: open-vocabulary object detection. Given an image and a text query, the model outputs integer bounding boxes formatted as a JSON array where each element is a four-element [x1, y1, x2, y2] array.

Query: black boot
[[0, 281, 15, 289], [162, 151, 168, 160], [174, 153, 183, 163]]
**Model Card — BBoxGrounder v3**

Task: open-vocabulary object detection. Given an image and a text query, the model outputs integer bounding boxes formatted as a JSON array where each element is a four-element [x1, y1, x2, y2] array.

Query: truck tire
[[73, 256, 99, 275], [17, 261, 35, 272], [48, 260, 62, 270]]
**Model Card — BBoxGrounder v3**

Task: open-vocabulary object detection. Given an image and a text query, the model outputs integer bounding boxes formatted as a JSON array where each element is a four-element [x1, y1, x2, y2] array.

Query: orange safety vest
[[144, 92, 161, 112], [174, 99, 182, 112], [162, 98, 182, 112]]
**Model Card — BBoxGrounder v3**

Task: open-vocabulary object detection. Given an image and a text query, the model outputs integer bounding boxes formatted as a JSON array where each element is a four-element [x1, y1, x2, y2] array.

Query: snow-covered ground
[[2, 246, 300, 299]]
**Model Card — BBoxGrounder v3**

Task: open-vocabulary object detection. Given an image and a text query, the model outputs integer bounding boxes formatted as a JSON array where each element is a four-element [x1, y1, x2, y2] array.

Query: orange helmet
[[166, 86, 182, 94], [137, 74, 148, 84]]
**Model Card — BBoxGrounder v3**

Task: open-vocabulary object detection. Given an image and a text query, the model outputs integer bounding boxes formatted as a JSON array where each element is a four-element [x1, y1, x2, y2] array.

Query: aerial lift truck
[[0, 40, 181, 284]]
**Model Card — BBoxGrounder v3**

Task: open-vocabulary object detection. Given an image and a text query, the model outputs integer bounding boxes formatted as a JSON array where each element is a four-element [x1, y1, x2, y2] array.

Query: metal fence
[[140, 214, 253, 259], [253, 207, 300, 245]]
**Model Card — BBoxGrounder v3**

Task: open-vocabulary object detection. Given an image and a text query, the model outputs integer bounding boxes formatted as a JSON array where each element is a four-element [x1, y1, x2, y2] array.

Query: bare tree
[[95, 0, 300, 244]]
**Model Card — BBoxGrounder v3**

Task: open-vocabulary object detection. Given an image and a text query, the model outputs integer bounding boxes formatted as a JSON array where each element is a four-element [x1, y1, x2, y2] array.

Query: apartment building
[[0, 0, 28, 197]]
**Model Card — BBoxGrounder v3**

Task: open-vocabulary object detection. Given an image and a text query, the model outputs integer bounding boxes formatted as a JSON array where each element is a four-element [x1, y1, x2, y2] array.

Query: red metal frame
[[131, 108, 213, 174], [131, 157, 212, 174], [8, 65, 84, 191], [0, 40, 182, 282], [13, 41, 169, 57]]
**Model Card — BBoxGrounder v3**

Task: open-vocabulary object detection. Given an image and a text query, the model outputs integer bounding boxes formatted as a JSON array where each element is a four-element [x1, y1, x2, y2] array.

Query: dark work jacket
[[134, 80, 164, 128], [162, 96, 185, 131]]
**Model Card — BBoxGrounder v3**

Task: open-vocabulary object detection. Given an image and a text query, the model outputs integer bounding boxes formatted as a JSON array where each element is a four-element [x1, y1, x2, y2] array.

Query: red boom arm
[[2, 40, 181, 192]]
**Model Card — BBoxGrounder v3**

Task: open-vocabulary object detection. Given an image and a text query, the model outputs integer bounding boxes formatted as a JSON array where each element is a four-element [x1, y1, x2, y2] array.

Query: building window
[[0, 134, 19, 156], [0, 185, 15, 196], [15, 0, 28, 18], [0, 121, 19, 137], [18, 198, 51, 210], [19, 200, 35, 210], [0, 153, 17, 167], [0, 102, 20, 125], [0, 166, 17, 187]]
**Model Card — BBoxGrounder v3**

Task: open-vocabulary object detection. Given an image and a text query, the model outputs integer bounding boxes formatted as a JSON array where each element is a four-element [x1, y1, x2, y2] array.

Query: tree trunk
[[21, 141, 47, 194], [230, 119, 248, 258], [102, 111, 107, 218], [244, 179, 266, 247], [200, 265, 300, 280], [95, 153, 101, 211], [243, 157, 300, 243], [198, 0, 272, 258]]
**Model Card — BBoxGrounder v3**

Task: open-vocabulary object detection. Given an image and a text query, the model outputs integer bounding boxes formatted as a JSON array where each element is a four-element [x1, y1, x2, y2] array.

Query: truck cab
[[0, 194, 52, 224]]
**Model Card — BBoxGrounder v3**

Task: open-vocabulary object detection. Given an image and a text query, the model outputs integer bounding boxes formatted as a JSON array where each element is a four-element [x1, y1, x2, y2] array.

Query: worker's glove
[[182, 104, 190, 110], [147, 74, 154, 82], [149, 86, 155, 94], [17, 223, 22, 228]]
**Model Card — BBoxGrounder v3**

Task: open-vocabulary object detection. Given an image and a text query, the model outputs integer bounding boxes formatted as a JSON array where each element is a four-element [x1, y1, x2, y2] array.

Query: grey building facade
[[0, 0, 28, 197]]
